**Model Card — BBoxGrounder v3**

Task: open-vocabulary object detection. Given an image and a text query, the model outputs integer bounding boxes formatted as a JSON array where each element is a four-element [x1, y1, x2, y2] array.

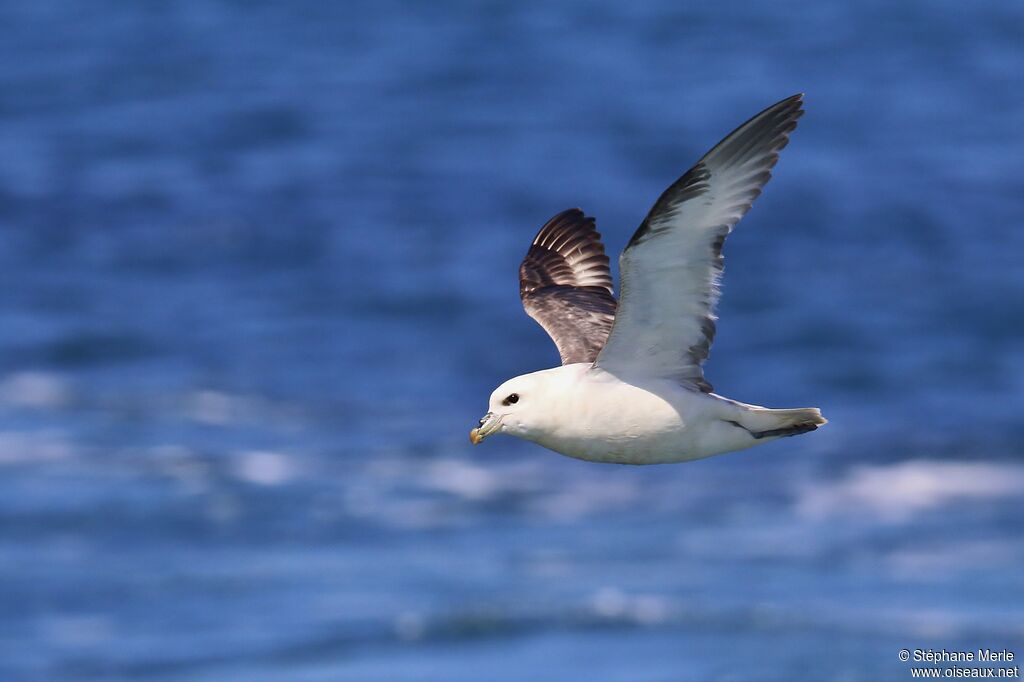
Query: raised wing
[[595, 94, 804, 391], [520, 208, 617, 364]]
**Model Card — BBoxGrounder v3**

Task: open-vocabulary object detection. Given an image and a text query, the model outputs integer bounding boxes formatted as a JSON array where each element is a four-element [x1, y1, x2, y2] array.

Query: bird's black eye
[[503, 393, 519, 406]]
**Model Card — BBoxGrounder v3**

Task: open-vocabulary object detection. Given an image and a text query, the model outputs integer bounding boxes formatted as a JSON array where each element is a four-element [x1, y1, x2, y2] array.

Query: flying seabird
[[471, 94, 826, 464]]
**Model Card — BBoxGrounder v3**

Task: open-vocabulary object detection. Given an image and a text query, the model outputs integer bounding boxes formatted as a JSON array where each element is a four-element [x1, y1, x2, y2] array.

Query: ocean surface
[[1, 1, 1022, 680]]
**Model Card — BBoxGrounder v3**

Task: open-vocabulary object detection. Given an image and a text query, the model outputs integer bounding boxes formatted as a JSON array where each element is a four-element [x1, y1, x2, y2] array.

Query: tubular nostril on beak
[[470, 412, 499, 445]]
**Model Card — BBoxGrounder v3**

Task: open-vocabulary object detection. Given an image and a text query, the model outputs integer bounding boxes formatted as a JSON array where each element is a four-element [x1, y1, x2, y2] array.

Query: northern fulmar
[[471, 94, 826, 464]]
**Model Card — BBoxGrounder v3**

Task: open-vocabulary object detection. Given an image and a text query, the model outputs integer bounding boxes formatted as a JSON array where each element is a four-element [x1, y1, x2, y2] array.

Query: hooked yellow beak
[[470, 412, 501, 445]]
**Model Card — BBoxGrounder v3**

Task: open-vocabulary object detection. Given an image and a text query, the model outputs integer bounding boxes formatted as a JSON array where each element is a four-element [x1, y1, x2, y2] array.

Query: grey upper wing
[[520, 208, 617, 364], [595, 94, 805, 391]]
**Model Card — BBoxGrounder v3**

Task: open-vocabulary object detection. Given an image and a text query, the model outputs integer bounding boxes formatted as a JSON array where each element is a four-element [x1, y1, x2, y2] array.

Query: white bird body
[[500, 364, 742, 464], [488, 363, 813, 464], [471, 94, 826, 464]]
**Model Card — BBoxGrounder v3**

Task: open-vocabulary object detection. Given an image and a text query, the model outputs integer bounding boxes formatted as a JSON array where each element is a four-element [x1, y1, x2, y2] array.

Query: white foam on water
[[423, 458, 500, 501], [529, 474, 643, 521], [0, 430, 74, 464], [797, 459, 1024, 521], [184, 390, 250, 425], [588, 587, 671, 625], [232, 450, 298, 486], [0, 371, 70, 409], [885, 539, 1019, 579]]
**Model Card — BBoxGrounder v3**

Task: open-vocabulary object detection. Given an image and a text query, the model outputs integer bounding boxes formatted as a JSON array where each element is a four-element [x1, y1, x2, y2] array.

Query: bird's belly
[[531, 384, 707, 464], [542, 430, 696, 465]]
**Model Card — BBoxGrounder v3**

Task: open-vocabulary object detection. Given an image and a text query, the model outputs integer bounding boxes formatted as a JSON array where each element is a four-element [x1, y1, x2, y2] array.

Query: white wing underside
[[595, 94, 804, 391]]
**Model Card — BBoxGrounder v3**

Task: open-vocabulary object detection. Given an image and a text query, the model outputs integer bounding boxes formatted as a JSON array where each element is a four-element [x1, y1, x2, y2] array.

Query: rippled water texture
[[1, 1, 1022, 680]]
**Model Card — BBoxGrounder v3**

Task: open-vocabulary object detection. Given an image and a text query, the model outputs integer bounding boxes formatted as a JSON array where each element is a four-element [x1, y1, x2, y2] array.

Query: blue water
[[1, 1, 1023, 680]]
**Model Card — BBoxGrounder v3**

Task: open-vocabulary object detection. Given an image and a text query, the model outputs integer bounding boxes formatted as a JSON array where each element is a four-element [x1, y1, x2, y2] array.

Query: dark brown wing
[[519, 208, 617, 364]]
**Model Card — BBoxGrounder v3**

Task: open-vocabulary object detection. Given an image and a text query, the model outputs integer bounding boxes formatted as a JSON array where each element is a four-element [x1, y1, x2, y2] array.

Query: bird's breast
[[532, 375, 700, 464]]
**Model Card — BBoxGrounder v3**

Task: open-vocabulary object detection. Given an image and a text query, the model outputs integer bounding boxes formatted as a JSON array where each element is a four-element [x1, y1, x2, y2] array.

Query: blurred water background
[[1, 1, 1023, 680]]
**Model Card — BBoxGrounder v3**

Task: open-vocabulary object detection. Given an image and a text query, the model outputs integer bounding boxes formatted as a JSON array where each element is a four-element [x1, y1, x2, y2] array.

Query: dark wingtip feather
[[626, 94, 805, 251]]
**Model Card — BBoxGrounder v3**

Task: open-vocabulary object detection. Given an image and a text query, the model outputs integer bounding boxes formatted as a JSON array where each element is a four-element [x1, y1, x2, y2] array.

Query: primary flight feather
[[471, 94, 826, 464]]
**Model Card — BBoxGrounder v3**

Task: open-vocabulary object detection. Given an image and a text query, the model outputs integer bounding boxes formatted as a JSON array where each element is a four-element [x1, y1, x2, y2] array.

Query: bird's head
[[470, 373, 548, 445]]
